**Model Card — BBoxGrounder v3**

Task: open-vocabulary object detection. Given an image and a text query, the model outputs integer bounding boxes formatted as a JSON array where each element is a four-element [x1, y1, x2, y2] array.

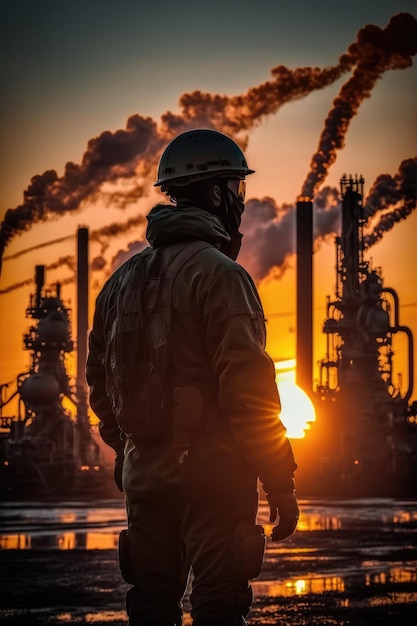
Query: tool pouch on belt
[[118, 529, 136, 585], [234, 522, 266, 580], [172, 386, 205, 449]]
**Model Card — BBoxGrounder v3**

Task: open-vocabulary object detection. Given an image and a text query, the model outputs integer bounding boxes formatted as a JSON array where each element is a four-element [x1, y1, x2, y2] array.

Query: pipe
[[396, 326, 414, 402], [382, 287, 414, 401]]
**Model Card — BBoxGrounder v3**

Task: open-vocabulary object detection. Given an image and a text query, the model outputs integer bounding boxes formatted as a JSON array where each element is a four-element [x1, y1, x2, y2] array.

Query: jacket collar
[[146, 203, 231, 249]]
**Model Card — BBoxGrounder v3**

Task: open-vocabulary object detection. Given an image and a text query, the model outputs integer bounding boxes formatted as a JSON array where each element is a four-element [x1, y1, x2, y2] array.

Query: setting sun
[[275, 360, 316, 439]]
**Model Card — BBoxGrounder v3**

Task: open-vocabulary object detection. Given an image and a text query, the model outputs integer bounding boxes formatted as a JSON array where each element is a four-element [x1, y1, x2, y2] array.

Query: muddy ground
[[1, 499, 416, 625]]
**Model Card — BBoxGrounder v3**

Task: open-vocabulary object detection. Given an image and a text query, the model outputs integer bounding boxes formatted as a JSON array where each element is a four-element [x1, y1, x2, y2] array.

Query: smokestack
[[35, 265, 45, 307], [76, 227, 89, 390], [296, 200, 313, 394], [76, 226, 92, 460]]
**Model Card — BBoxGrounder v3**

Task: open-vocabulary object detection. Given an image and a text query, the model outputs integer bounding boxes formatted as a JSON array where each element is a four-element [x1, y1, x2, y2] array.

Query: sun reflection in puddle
[[253, 574, 346, 597], [84, 611, 127, 623], [55, 611, 128, 623], [0, 530, 121, 550], [1, 499, 416, 606], [252, 564, 417, 598]]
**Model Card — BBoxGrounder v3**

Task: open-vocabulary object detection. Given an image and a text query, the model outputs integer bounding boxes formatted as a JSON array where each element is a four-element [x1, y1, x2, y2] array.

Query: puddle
[[1, 498, 416, 601], [2, 498, 416, 550], [253, 575, 346, 597], [57, 610, 128, 623], [0, 500, 126, 549], [253, 564, 417, 597], [257, 498, 417, 531], [0, 530, 121, 550]]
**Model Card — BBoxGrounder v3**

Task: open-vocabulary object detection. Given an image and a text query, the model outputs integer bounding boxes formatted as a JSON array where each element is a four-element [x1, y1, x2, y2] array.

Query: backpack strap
[[148, 240, 213, 373], [163, 240, 213, 331], [105, 239, 213, 441]]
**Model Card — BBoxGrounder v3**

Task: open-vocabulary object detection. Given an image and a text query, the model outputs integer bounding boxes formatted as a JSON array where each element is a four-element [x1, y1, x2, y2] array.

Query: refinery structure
[[293, 176, 417, 497], [0, 176, 416, 498], [0, 229, 113, 498]]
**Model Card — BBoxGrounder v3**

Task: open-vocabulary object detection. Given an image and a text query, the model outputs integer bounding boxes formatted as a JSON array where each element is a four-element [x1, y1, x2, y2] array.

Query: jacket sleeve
[[86, 292, 124, 454], [202, 264, 297, 494]]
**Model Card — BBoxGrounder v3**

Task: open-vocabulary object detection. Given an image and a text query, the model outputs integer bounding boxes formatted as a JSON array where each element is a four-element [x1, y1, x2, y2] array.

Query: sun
[[275, 360, 316, 439]]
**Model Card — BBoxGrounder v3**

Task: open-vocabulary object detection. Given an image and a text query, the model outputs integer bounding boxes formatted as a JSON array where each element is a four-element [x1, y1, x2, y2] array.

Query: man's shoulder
[[96, 248, 152, 304], [194, 245, 246, 276]]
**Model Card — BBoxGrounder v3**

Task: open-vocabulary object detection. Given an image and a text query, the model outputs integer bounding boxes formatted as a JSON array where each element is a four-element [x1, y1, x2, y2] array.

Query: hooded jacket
[[86, 203, 296, 494]]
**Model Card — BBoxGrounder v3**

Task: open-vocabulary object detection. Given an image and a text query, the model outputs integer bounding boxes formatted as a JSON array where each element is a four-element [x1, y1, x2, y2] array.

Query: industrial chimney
[[76, 226, 89, 391], [76, 226, 90, 458], [296, 199, 313, 394]]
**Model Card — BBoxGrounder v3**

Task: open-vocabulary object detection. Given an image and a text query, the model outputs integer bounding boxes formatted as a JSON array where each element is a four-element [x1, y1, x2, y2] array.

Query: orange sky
[[1, 3, 416, 417]]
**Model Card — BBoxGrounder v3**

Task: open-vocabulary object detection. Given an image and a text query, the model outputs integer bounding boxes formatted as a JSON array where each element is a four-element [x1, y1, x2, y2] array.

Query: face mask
[[220, 178, 246, 232], [220, 230, 243, 261]]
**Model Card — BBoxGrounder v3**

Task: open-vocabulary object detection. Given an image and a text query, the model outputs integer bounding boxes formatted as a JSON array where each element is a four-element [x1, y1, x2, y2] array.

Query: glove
[[267, 492, 299, 541], [114, 449, 124, 492]]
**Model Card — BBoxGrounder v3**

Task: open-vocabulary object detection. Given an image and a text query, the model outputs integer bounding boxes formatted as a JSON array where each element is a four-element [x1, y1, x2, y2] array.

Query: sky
[[1, 0, 416, 411]]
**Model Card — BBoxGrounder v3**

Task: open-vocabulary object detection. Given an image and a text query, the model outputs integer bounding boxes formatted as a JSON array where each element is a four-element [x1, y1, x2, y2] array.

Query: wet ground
[[0, 498, 416, 624]]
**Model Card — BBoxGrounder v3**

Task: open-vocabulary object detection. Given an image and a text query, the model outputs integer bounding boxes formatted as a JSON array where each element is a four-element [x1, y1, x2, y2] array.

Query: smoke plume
[[89, 214, 147, 253], [1, 23, 366, 260], [0, 256, 76, 295], [0, 214, 148, 294], [301, 12, 417, 199], [2, 214, 147, 262], [1, 12, 416, 279], [240, 151, 416, 282], [1, 154, 413, 293], [0, 116, 162, 262], [3, 235, 74, 261], [241, 148, 417, 281], [0, 277, 33, 295], [240, 187, 341, 282], [363, 157, 417, 247]]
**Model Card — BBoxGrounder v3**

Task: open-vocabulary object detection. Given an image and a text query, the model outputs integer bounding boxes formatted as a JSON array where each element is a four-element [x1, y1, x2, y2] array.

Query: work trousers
[[122, 437, 259, 625]]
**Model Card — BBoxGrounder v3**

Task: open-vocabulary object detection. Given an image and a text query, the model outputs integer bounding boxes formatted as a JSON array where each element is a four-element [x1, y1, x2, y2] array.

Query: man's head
[[154, 129, 254, 235]]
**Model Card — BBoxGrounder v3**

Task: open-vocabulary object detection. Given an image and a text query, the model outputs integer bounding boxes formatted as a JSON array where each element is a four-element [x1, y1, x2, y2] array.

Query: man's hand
[[267, 492, 299, 541], [114, 450, 124, 492]]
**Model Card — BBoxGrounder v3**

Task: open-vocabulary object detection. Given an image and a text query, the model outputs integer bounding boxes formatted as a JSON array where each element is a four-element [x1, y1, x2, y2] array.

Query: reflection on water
[[2, 498, 416, 550], [1, 498, 416, 598], [0, 499, 126, 550], [0, 531, 120, 550], [253, 575, 345, 597], [258, 498, 417, 531], [55, 611, 127, 623], [253, 566, 417, 598]]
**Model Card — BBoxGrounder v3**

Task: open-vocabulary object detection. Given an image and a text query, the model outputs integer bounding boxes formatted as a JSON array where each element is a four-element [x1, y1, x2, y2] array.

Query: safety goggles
[[237, 179, 246, 202], [226, 178, 246, 202]]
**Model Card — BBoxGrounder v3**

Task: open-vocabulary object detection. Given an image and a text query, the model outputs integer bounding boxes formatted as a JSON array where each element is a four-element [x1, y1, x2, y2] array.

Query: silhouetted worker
[[86, 129, 299, 626]]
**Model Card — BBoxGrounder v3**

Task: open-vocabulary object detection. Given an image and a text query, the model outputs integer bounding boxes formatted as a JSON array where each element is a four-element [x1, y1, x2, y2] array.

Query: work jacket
[[86, 203, 296, 495]]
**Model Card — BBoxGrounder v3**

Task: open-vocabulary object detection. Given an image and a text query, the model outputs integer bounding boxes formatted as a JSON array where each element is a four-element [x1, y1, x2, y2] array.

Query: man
[[86, 129, 298, 626]]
